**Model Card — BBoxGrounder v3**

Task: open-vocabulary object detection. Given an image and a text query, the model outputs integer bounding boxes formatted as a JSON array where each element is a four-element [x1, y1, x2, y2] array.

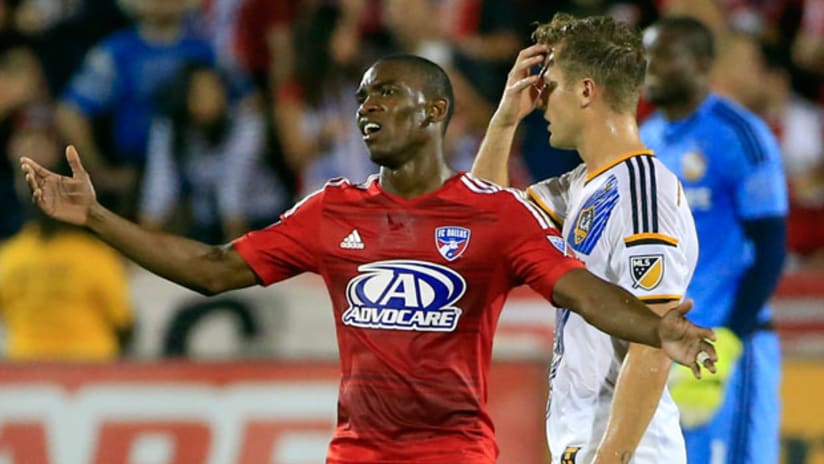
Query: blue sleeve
[[730, 118, 788, 220], [61, 42, 119, 117], [726, 217, 786, 337]]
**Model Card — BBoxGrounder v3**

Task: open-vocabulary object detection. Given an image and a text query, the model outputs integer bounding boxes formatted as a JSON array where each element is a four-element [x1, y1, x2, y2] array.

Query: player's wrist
[[86, 201, 107, 229]]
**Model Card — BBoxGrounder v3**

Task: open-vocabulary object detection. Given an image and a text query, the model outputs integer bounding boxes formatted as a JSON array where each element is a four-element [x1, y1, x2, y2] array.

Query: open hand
[[659, 300, 718, 379], [491, 44, 548, 127], [20, 145, 97, 226]]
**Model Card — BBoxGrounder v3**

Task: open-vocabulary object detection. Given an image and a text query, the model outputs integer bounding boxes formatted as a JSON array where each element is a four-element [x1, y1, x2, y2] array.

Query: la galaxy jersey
[[233, 172, 584, 464], [640, 94, 788, 328], [527, 151, 698, 463]]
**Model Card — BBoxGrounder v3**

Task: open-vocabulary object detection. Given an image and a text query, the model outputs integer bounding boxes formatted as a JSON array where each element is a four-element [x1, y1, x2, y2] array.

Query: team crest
[[681, 151, 707, 182], [630, 254, 664, 290], [573, 206, 594, 244], [561, 446, 581, 464], [435, 226, 471, 261]]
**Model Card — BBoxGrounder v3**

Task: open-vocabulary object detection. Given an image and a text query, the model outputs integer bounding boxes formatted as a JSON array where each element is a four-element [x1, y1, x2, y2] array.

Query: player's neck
[[379, 146, 456, 199], [660, 88, 709, 121], [577, 111, 648, 177]]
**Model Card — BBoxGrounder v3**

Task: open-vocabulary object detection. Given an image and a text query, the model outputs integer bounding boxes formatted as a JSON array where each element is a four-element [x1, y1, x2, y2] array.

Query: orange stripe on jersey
[[624, 233, 679, 247], [526, 187, 564, 228], [585, 150, 654, 183]]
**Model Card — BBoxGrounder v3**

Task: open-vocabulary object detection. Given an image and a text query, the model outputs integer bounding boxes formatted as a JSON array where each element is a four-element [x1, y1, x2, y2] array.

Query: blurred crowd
[[0, 0, 823, 359]]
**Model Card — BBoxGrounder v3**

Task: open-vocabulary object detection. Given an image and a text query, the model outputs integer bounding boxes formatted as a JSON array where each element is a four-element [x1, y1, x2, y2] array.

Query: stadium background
[[0, 0, 823, 462]]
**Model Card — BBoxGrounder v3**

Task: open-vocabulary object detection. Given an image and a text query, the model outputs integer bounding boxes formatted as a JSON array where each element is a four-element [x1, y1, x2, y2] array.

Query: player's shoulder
[[596, 154, 688, 237], [703, 95, 779, 164], [459, 173, 556, 229]]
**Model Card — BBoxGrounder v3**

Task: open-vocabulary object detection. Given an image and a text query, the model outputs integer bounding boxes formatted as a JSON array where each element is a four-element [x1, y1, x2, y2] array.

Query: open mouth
[[361, 122, 382, 140]]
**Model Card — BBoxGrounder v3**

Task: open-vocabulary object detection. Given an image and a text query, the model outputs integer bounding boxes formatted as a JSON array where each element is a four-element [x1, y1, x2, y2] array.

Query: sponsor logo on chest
[[342, 260, 466, 332]]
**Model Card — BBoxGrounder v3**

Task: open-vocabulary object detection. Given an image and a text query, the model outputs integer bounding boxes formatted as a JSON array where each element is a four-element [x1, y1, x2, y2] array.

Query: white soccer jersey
[[527, 151, 698, 464]]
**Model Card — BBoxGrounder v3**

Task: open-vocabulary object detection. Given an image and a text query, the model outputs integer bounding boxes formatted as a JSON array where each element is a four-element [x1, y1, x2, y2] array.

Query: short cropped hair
[[533, 13, 646, 112], [652, 16, 716, 61], [375, 54, 455, 131]]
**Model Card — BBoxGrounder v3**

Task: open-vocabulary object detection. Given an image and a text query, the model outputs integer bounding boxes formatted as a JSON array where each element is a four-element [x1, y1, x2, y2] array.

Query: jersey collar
[[585, 150, 654, 184]]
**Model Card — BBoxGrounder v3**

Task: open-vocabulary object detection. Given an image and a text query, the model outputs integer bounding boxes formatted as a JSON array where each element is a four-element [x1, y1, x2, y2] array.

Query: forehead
[[359, 61, 421, 90]]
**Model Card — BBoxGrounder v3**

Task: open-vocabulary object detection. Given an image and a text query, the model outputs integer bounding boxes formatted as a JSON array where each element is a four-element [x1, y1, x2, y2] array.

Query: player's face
[[355, 63, 430, 168], [643, 27, 704, 106], [540, 52, 581, 150]]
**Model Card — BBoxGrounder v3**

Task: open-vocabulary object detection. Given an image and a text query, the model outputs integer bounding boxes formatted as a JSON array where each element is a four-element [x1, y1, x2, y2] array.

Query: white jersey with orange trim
[[527, 151, 697, 463]]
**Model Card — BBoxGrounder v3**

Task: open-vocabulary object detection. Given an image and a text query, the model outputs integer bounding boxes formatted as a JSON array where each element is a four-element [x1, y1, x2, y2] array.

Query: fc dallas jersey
[[233, 172, 583, 463]]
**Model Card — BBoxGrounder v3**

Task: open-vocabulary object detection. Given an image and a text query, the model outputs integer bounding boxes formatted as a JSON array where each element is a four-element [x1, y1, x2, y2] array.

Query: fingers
[[506, 75, 542, 95], [699, 341, 718, 374], [19, 156, 50, 178], [509, 44, 549, 80], [65, 145, 88, 178]]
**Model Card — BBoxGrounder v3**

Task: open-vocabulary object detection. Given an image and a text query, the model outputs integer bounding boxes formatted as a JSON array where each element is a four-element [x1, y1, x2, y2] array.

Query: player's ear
[[426, 98, 449, 125], [579, 78, 596, 108]]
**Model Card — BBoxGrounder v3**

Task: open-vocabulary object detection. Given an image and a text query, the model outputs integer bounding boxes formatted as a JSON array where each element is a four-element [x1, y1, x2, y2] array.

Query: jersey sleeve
[[503, 192, 585, 303], [525, 163, 585, 228], [232, 190, 323, 285], [725, 115, 788, 220], [609, 172, 697, 304], [61, 43, 119, 117]]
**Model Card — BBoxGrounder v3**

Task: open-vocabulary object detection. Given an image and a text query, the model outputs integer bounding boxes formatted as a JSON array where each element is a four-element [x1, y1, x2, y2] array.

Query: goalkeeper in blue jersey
[[640, 17, 787, 464]]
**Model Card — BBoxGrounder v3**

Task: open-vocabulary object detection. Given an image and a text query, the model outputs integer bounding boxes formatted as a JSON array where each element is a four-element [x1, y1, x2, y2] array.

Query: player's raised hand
[[659, 300, 718, 379], [492, 44, 548, 127], [20, 145, 96, 226]]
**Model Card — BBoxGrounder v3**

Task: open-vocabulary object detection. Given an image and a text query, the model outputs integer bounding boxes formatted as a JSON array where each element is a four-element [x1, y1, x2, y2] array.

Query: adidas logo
[[340, 229, 365, 249]]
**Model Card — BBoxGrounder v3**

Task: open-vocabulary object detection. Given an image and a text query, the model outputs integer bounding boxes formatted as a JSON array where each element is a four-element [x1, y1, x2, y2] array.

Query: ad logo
[[342, 260, 466, 332]]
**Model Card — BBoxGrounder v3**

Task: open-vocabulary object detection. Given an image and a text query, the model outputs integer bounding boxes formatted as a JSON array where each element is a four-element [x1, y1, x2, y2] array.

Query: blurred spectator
[[717, 33, 824, 262], [274, 3, 374, 196], [56, 0, 214, 218], [232, 0, 302, 96], [140, 61, 288, 244], [0, 32, 47, 241], [793, 0, 824, 101], [0, 109, 133, 360]]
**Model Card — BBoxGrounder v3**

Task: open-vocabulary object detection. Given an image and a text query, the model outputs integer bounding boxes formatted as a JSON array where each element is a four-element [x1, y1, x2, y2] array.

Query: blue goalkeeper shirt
[[640, 94, 788, 328]]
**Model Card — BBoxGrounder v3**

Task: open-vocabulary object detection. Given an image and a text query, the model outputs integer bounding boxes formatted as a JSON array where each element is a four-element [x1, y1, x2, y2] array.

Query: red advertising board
[[0, 360, 549, 464]]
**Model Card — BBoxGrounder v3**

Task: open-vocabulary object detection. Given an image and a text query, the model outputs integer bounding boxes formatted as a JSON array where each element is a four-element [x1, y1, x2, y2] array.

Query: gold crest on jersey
[[681, 151, 707, 182], [573, 206, 594, 244], [630, 254, 664, 290]]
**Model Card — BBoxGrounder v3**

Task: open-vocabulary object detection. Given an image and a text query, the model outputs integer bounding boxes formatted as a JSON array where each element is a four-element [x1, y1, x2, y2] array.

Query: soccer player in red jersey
[[20, 55, 717, 464]]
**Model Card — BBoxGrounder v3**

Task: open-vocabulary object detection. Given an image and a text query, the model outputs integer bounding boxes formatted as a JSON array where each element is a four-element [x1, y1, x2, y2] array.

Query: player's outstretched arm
[[553, 268, 718, 378], [471, 44, 546, 186], [20, 146, 258, 295]]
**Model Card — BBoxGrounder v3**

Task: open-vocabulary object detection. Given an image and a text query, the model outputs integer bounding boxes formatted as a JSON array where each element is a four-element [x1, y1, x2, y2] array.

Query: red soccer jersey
[[233, 173, 584, 463]]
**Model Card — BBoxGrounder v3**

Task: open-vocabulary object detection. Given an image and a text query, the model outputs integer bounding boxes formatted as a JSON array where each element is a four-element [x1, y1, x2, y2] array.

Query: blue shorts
[[683, 330, 781, 464]]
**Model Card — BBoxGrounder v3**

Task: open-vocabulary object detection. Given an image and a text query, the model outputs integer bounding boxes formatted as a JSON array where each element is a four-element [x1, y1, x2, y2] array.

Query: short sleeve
[[61, 44, 119, 117], [525, 164, 585, 228], [726, 115, 788, 219], [232, 190, 323, 285], [609, 188, 697, 304], [504, 193, 585, 303]]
